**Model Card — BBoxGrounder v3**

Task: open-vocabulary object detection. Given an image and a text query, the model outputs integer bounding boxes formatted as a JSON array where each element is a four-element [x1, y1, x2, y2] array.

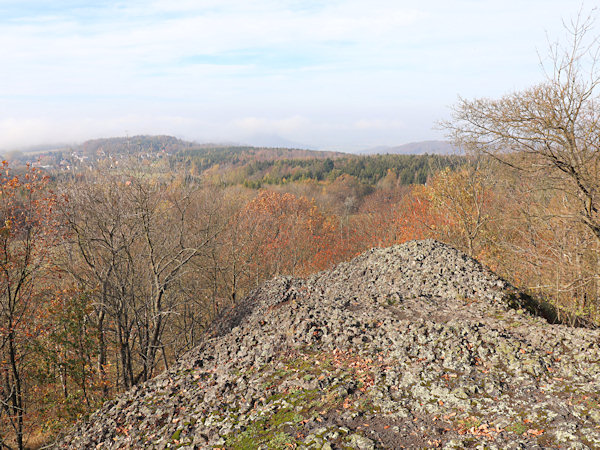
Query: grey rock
[[55, 240, 600, 449], [348, 434, 375, 450]]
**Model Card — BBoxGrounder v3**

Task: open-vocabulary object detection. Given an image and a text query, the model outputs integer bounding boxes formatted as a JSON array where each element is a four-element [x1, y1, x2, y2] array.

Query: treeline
[[168, 145, 342, 171], [77, 135, 195, 156], [172, 149, 460, 188]]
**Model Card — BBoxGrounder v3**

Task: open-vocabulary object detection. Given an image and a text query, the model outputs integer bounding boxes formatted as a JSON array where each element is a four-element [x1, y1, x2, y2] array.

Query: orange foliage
[[0, 162, 59, 448], [242, 191, 337, 276]]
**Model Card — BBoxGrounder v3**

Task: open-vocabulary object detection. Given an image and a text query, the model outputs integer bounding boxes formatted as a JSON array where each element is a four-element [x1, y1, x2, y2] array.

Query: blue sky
[[0, 1, 592, 151]]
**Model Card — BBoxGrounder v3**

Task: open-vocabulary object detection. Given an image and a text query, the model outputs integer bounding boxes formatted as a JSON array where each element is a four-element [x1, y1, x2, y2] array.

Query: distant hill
[[240, 133, 317, 150], [361, 140, 459, 155], [72, 135, 338, 159], [11, 135, 461, 189], [75, 135, 196, 155], [9, 135, 345, 169]]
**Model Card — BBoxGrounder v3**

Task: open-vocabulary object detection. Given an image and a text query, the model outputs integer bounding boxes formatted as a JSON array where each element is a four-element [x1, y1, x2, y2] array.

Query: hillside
[[5, 135, 462, 190], [361, 140, 458, 155], [55, 240, 600, 449], [76, 137, 343, 160], [8, 135, 345, 171], [173, 149, 460, 187]]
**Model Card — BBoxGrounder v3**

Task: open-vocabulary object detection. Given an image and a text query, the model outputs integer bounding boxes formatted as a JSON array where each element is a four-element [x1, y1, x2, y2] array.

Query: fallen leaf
[[527, 428, 545, 436]]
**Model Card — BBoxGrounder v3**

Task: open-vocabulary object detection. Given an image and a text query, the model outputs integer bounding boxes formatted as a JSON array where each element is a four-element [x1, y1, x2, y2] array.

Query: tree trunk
[[8, 329, 24, 450]]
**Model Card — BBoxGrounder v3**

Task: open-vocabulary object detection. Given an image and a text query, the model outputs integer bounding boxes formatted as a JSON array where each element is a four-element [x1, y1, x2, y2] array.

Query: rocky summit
[[56, 240, 600, 449]]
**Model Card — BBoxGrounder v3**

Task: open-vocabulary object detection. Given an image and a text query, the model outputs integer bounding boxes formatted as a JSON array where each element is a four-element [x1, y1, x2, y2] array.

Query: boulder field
[[56, 240, 600, 449]]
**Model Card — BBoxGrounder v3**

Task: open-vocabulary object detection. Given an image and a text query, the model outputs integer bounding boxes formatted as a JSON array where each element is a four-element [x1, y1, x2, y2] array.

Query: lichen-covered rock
[[55, 240, 600, 449]]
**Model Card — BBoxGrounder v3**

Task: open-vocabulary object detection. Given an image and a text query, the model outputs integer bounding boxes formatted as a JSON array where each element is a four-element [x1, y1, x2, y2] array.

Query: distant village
[[29, 147, 172, 171], [2, 135, 183, 172]]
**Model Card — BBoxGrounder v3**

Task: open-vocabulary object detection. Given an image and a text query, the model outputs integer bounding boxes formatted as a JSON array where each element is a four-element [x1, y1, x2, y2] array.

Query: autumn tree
[[241, 191, 336, 279], [171, 184, 254, 337], [486, 166, 600, 320], [445, 11, 600, 318], [447, 12, 600, 240], [43, 286, 99, 421], [424, 161, 495, 258], [58, 172, 218, 390], [0, 163, 58, 450]]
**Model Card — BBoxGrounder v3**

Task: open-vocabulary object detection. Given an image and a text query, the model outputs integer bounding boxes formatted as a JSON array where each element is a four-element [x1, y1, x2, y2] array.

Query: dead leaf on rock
[[527, 428, 545, 436]]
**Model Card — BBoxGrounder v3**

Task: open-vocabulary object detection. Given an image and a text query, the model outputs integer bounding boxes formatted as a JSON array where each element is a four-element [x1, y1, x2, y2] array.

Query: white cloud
[[234, 116, 311, 135], [354, 118, 406, 131], [0, 115, 207, 150], [0, 0, 593, 149]]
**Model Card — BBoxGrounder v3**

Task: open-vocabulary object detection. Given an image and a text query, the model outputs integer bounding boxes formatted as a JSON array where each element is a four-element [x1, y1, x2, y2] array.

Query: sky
[[0, 1, 593, 152]]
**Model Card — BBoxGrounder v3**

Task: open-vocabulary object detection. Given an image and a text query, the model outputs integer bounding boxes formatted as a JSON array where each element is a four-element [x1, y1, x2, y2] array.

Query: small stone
[[451, 387, 469, 400], [348, 434, 375, 450], [304, 434, 316, 444]]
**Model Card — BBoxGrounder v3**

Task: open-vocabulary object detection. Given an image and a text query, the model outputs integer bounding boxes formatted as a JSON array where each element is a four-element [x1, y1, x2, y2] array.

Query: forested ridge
[[170, 147, 458, 188]]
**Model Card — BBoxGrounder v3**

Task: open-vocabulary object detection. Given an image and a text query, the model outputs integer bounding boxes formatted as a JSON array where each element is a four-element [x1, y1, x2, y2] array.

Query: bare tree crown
[[444, 9, 600, 242]]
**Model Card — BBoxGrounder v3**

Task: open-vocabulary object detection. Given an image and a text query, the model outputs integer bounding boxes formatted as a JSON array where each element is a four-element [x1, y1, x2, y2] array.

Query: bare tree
[[58, 172, 218, 390], [444, 10, 600, 317], [446, 11, 600, 242]]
